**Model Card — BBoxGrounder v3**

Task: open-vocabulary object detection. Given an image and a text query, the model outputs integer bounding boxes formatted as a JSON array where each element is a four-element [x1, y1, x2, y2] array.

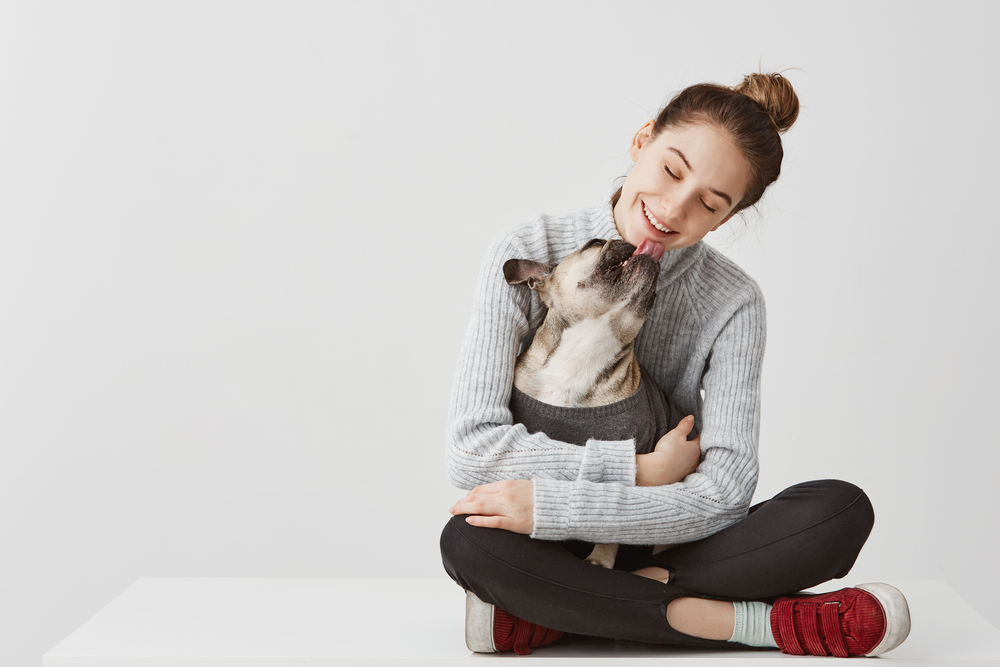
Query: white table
[[44, 578, 1000, 665]]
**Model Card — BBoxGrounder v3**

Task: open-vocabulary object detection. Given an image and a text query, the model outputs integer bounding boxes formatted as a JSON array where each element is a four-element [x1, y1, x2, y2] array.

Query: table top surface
[[43, 578, 1000, 665]]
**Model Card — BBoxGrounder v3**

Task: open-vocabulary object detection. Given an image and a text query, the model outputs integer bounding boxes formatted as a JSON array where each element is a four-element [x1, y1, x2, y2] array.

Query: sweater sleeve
[[445, 230, 639, 490], [531, 286, 765, 545]]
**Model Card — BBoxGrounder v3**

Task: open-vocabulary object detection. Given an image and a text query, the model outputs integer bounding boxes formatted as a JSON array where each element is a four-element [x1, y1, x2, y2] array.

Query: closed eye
[[582, 238, 606, 251], [665, 161, 722, 214]]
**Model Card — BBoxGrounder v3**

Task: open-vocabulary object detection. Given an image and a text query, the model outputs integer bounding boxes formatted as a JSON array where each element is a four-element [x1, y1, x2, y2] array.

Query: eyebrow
[[668, 146, 733, 207], [668, 147, 692, 171]]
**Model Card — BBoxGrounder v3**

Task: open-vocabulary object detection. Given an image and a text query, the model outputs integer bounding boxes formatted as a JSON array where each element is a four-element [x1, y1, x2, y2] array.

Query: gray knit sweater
[[446, 201, 765, 546]]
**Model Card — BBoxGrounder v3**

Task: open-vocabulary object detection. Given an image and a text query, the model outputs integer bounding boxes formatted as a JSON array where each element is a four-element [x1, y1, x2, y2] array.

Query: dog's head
[[503, 238, 659, 343]]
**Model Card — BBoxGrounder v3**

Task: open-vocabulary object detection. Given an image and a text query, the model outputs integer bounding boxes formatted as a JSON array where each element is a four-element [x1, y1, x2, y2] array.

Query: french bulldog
[[503, 237, 689, 568]]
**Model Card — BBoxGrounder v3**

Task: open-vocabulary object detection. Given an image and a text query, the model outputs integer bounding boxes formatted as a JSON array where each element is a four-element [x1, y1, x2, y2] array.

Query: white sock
[[728, 600, 778, 648]]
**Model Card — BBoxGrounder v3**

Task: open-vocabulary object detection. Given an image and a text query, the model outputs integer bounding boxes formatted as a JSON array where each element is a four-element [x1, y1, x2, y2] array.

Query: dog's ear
[[503, 259, 553, 290]]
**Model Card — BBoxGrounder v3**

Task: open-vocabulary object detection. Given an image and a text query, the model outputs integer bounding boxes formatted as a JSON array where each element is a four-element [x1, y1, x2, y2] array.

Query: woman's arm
[[456, 285, 764, 545], [446, 226, 639, 490], [528, 290, 765, 545], [451, 416, 701, 533]]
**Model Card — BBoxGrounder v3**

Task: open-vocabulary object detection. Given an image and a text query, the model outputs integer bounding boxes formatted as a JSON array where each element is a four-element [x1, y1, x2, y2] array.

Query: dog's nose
[[607, 239, 637, 255]]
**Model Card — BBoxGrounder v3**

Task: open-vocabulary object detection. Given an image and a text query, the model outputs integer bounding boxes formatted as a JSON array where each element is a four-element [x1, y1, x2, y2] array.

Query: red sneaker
[[771, 583, 910, 657], [465, 591, 564, 655]]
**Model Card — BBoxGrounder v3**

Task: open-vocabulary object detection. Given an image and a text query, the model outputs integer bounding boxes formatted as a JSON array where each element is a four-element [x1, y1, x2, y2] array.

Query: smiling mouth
[[643, 202, 676, 235]]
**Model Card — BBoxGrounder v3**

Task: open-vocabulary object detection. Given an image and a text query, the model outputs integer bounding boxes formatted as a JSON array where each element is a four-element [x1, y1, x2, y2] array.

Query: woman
[[440, 72, 910, 657]]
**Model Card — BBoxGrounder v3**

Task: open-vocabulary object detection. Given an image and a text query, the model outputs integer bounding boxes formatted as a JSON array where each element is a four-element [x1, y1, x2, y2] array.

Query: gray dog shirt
[[509, 368, 680, 456]]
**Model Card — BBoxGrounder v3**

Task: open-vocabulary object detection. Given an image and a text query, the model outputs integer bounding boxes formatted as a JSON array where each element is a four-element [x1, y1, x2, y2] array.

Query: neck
[[513, 314, 641, 408]]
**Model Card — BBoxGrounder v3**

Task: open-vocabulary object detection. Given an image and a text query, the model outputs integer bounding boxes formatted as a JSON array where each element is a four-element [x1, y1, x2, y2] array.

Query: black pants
[[440, 479, 874, 649]]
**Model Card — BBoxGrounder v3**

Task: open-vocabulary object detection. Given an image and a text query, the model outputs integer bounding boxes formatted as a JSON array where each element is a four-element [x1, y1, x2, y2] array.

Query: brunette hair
[[612, 72, 800, 214]]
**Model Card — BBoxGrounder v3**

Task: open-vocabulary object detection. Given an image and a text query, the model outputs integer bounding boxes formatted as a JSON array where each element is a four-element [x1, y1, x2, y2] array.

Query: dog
[[503, 237, 692, 568]]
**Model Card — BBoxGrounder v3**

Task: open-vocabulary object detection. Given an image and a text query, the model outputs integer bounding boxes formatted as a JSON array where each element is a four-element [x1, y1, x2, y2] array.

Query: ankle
[[729, 600, 778, 647], [665, 597, 736, 641]]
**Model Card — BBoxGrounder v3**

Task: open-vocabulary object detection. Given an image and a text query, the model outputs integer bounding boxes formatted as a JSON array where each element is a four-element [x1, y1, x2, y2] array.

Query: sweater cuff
[[531, 478, 574, 541], [577, 438, 637, 485]]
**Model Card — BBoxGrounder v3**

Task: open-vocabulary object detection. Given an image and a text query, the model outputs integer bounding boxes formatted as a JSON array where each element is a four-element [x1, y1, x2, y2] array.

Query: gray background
[[2, 1, 998, 664]]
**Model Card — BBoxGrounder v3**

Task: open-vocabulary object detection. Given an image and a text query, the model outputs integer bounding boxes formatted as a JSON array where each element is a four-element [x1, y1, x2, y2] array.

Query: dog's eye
[[582, 239, 606, 251]]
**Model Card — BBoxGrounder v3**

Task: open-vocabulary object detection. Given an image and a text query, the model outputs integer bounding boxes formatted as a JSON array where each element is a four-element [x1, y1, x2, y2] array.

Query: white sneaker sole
[[856, 583, 911, 656], [465, 590, 497, 653]]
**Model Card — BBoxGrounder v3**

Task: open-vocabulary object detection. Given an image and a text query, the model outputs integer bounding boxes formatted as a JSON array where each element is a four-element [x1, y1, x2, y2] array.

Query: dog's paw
[[585, 556, 615, 569], [585, 543, 618, 569]]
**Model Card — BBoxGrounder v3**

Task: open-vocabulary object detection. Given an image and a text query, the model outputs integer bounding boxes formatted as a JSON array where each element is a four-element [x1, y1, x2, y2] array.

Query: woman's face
[[613, 121, 750, 253]]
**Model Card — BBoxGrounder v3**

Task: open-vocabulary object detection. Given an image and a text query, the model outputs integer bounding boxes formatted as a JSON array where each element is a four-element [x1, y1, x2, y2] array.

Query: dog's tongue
[[632, 238, 665, 262]]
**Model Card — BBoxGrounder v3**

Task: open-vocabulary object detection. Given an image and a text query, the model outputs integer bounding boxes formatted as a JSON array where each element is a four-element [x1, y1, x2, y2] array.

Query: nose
[[652, 195, 688, 227]]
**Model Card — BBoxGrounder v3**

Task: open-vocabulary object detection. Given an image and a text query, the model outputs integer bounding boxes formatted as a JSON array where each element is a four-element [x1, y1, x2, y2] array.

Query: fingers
[[449, 498, 480, 516], [653, 415, 696, 453], [460, 480, 516, 499], [449, 480, 520, 513], [449, 490, 512, 516], [448, 480, 534, 534], [449, 496, 519, 533], [450, 496, 505, 516], [450, 487, 491, 515], [674, 415, 695, 437], [464, 515, 513, 530], [461, 507, 532, 535]]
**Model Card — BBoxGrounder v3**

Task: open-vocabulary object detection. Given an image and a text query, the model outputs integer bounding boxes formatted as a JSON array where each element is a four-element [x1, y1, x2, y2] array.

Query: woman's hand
[[636, 415, 701, 487], [449, 479, 534, 534]]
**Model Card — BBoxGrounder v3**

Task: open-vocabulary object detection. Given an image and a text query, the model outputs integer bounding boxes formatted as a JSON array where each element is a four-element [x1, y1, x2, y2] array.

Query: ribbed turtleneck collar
[[588, 199, 704, 287]]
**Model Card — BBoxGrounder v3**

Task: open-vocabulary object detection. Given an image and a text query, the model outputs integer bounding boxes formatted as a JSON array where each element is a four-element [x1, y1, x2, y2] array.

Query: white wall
[[2, 1, 997, 663]]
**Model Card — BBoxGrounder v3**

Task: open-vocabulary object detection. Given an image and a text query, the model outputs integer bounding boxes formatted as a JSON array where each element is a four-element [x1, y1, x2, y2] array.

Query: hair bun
[[733, 72, 799, 133]]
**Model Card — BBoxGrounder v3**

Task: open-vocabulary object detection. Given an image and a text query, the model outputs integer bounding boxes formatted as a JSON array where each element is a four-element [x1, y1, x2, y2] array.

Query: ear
[[503, 259, 553, 290], [628, 121, 656, 162]]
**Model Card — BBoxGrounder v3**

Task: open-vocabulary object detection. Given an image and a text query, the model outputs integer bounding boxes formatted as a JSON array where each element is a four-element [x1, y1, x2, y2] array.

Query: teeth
[[643, 203, 673, 233]]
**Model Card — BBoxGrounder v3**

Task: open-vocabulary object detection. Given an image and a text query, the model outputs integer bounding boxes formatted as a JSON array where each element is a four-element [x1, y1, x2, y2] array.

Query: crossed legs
[[440, 479, 875, 647]]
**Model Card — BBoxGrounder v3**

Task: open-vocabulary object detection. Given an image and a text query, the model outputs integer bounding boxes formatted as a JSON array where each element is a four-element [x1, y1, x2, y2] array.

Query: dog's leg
[[585, 543, 619, 569]]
